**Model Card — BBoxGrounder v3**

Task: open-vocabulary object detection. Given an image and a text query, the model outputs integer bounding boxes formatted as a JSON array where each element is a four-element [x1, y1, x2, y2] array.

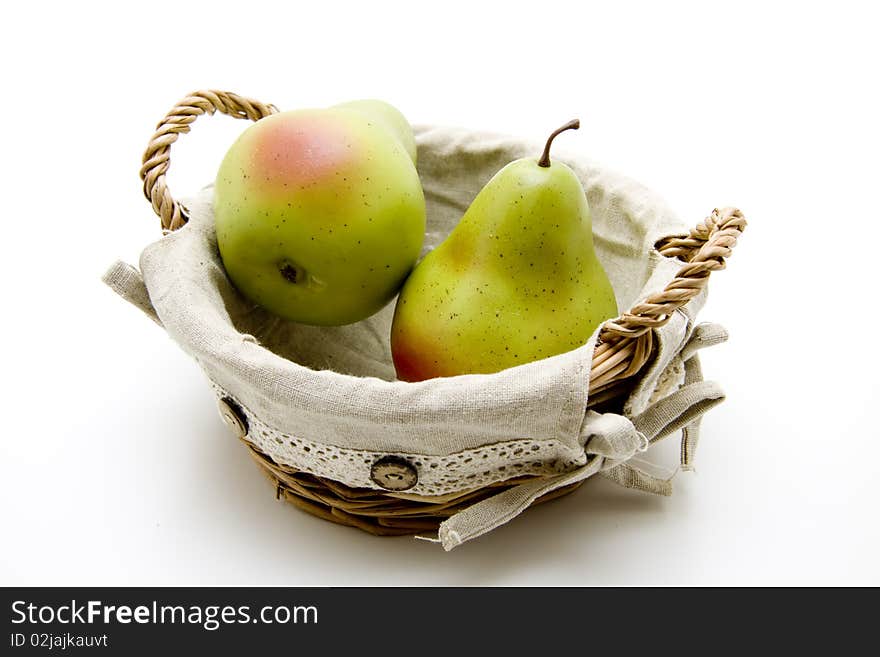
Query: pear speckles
[[391, 140, 618, 380], [215, 102, 425, 325]]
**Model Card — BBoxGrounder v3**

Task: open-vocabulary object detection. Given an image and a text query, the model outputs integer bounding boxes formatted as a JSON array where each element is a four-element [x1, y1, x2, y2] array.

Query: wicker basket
[[134, 90, 746, 539]]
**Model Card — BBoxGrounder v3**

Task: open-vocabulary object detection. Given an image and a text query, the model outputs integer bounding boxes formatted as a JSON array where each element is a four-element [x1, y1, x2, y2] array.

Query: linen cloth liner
[[103, 124, 726, 548]]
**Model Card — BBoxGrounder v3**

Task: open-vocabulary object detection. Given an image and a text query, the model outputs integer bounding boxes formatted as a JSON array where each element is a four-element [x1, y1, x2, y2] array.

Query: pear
[[214, 100, 425, 326], [391, 120, 618, 381], [333, 99, 418, 164]]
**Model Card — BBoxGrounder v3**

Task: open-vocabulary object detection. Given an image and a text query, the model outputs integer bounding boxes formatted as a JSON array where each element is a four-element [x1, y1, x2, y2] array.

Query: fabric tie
[[435, 325, 727, 551]]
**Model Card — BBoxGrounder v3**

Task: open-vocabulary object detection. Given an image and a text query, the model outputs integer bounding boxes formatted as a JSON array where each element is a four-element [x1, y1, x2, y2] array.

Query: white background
[[2, 0, 878, 586]]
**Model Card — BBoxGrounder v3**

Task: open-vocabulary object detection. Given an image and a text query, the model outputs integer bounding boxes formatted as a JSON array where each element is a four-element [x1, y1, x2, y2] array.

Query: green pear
[[391, 120, 618, 381], [214, 99, 425, 326], [334, 99, 418, 164]]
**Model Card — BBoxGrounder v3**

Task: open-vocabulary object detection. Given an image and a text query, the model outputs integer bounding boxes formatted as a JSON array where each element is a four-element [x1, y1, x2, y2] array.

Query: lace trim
[[209, 383, 586, 496]]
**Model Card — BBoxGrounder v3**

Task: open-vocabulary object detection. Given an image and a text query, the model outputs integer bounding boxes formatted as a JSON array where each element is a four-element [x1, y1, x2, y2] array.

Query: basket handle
[[589, 207, 746, 396], [140, 90, 278, 232]]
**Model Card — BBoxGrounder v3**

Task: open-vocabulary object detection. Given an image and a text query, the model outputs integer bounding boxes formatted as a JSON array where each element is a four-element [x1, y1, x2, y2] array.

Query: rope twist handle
[[589, 207, 746, 395], [140, 90, 278, 232], [139, 90, 745, 398]]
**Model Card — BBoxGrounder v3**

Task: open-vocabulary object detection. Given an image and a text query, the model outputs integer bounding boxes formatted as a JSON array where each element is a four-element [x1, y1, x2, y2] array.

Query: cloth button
[[370, 456, 418, 491], [217, 397, 248, 438]]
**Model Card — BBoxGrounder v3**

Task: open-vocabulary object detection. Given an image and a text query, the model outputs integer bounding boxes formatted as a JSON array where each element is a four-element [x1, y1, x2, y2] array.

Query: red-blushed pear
[[391, 120, 618, 381], [214, 100, 425, 326]]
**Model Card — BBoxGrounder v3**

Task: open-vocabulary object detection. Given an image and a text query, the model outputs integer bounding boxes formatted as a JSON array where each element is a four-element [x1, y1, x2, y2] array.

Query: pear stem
[[537, 119, 580, 167]]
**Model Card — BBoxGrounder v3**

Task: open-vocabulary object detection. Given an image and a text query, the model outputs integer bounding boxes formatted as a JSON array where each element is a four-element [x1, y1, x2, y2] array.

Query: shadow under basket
[[111, 89, 746, 547]]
